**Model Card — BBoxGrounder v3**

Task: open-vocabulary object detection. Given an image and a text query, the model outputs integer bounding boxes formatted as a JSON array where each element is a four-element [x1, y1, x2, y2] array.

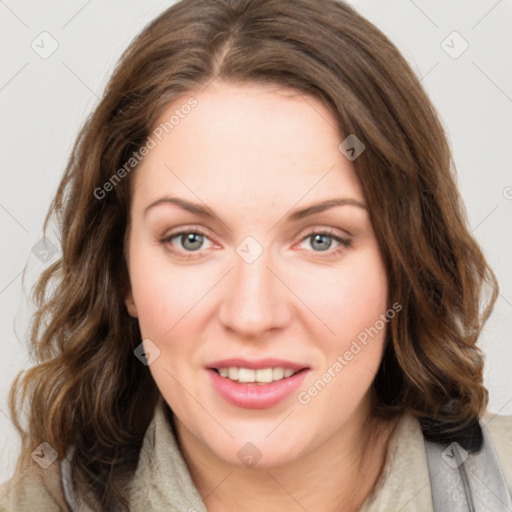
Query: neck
[[174, 407, 399, 512]]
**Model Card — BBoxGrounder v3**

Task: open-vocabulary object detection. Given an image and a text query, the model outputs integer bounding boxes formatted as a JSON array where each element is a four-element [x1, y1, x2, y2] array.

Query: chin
[[204, 426, 308, 469]]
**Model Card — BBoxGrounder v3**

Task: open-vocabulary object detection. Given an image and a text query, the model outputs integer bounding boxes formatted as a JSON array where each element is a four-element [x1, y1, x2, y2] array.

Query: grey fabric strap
[[424, 418, 512, 511], [61, 447, 97, 512]]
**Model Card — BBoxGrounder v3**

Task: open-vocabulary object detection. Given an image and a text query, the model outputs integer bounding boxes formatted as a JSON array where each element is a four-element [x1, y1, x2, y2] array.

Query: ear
[[124, 288, 138, 318]]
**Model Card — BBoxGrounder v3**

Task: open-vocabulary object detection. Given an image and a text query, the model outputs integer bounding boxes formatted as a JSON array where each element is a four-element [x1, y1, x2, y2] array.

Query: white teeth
[[273, 367, 284, 380], [238, 368, 255, 382], [256, 368, 273, 383], [216, 366, 300, 384]]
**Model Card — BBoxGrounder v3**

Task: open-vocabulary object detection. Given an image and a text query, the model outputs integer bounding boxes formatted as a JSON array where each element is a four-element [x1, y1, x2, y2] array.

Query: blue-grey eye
[[309, 233, 334, 251], [178, 232, 204, 251]]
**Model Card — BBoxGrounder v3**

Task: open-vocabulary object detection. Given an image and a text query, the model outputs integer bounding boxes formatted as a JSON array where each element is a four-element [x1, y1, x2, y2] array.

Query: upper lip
[[207, 358, 309, 371]]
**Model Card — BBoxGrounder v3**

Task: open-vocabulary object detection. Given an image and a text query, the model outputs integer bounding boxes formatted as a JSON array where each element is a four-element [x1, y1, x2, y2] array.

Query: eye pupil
[[181, 232, 203, 251], [311, 233, 332, 251]]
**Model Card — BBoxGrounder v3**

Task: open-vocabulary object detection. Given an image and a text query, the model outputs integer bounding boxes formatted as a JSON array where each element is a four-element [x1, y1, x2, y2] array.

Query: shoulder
[[0, 457, 70, 512], [482, 412, 512, 491]]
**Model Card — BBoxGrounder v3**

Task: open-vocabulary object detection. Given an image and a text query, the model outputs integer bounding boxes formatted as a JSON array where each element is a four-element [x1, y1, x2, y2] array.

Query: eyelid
[[162, 224, 210, 238], [295, 225, 352, 242]]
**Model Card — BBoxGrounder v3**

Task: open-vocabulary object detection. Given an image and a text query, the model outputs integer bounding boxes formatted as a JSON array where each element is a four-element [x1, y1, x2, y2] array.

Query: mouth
[[209, 366, 307, 385], [205, 358, 310, 409]]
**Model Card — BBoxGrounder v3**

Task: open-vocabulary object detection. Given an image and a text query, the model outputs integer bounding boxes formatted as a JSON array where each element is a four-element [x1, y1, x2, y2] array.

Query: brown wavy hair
[[7, 0, 498, 509]]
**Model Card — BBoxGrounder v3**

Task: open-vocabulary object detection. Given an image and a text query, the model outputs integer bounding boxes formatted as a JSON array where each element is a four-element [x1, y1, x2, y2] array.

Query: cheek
[[298, 291, 389, 419], [293, 247, 389, 404], [128, 244, 213, 339], [339, 263, 388, 335], [292, 247, 388, 343], [129, 257, 209, 400]]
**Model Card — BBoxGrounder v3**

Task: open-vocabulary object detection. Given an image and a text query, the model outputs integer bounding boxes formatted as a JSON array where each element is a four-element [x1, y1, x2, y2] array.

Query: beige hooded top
[[1, 394, 511, 512]]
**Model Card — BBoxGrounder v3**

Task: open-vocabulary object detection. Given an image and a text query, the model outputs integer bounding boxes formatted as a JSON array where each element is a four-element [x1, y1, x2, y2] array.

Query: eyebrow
[[143, 196, 367, 221]]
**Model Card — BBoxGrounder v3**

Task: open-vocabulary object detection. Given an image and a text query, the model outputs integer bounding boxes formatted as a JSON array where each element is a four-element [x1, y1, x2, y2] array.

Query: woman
[[1, 0, 510, 510]]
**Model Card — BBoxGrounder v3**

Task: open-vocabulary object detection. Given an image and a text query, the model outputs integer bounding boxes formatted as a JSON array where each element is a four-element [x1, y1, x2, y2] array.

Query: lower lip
[[207, 369, 309, 409]]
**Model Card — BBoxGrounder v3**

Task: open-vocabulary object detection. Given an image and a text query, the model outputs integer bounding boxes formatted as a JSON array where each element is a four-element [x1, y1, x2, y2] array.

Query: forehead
[[131, 81, 364, 212]]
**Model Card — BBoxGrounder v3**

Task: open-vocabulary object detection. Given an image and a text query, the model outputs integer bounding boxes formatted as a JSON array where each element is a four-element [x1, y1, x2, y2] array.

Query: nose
[[218, 242, 292, 339]]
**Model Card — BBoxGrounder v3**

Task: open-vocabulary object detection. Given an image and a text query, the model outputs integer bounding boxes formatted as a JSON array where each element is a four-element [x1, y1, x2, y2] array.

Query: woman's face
[[124, 81, 390, 467]]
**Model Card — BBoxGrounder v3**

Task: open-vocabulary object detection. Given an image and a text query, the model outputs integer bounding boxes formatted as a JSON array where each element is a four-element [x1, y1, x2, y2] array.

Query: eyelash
[[159, 225, 352, 259]]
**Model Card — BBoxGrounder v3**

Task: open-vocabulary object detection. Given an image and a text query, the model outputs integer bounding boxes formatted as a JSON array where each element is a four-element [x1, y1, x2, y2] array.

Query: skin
[[124, 80, 398, 512]]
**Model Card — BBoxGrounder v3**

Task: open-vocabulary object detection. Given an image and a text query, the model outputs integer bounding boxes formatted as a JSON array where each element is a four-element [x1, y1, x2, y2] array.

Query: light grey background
[[1, 0, 511, 484]]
